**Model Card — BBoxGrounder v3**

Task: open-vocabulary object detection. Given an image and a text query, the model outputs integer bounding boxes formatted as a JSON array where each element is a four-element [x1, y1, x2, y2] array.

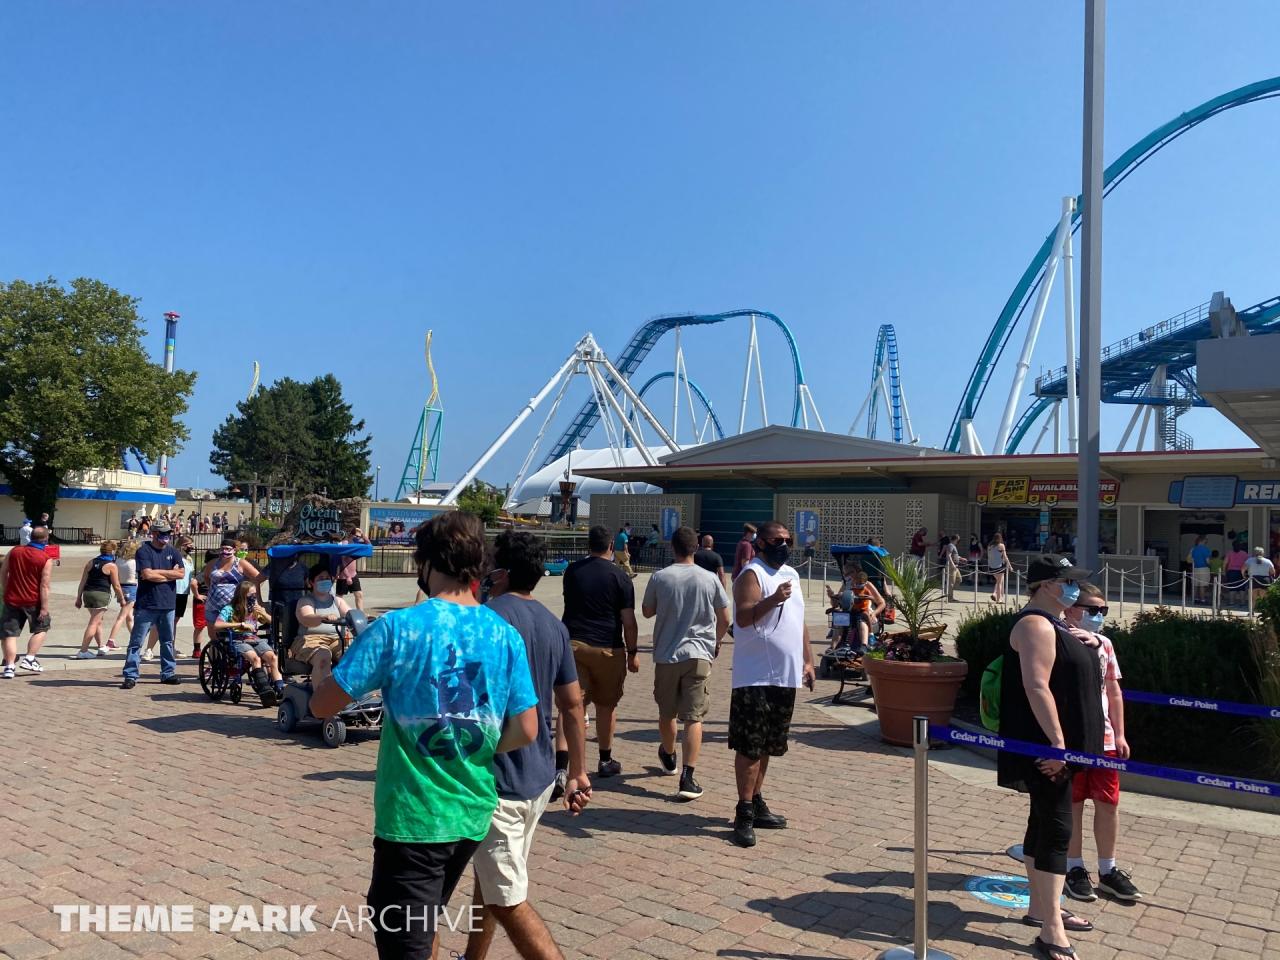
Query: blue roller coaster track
[[1006, 293, 1280, 452], [634, 371, 727, 443], [867, 324, 906, 442], [543, 309, 807, 466], [946, 76, 1280, 453]]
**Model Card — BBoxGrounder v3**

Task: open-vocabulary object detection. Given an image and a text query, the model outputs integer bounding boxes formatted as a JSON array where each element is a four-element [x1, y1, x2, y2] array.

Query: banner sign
[[660, 506, 681, 539], [1168, 477, 1280, 508], [367, 506, 450, 545], [795, 510, 820, 550], [931, 725, 1278, 798], [1124, 689, 1280, 720], [977, 477, 1118, 506]]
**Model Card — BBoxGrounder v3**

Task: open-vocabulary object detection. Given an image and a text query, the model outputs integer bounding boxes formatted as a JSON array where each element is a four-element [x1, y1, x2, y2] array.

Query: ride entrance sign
[[296, 504, 343, 539]]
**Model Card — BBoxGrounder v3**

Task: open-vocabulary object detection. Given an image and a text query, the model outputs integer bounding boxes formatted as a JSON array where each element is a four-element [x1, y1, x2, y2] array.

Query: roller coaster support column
[[159, 311, 180, 487], [1077, 0, 1106, 573], [597, 351, 681, 454], [1061, 197, 1080, 453], [994, 204, 1072, 454], [441, 340, 584, 505]]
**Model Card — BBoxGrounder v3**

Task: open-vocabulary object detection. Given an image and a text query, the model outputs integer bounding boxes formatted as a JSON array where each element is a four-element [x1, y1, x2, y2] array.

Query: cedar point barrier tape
[[929, 725, 1280, 799], [1122, 689, 1280, 720]]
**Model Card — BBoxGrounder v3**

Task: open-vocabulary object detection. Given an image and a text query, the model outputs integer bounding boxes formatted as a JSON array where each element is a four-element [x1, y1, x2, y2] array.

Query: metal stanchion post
[[973, 566, 978, 612], [1249, 578, 1255, 619], [1157, 563, 1163, 606], [1118, 571, 1125, 620], [1104, 565, 1110, 603], [1181, 571, 1187, 611], [879, 716, 954, 960], [1140, 566, 1145, 613]]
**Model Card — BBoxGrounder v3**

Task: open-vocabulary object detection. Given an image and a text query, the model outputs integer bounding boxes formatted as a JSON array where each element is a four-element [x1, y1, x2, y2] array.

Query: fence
[[0, 525, 97, 545]]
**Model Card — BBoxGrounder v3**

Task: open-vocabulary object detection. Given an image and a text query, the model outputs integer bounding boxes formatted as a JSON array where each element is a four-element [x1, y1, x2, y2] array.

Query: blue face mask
[[1058, 581, 1081, 607], [1080, 611, 1105, 632]]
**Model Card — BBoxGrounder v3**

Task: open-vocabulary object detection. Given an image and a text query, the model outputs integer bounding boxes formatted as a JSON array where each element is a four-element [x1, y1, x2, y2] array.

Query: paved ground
[[3, 551, 1279, 959]]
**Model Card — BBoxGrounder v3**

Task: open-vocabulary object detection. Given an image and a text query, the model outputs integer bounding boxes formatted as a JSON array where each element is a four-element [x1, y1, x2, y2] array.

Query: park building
[[577, 424, 1280, 587], [0, 467, 176, 543]]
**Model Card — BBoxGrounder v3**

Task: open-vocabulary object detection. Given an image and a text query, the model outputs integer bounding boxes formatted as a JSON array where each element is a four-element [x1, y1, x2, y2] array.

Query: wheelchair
[[198, 623, 279, 707]]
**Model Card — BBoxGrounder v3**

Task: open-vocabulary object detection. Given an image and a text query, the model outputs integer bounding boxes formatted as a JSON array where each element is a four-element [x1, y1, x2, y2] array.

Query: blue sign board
[[1168, 477, 1280, 509], [795, 510, 820, 550], [659, 506, 680, 539]]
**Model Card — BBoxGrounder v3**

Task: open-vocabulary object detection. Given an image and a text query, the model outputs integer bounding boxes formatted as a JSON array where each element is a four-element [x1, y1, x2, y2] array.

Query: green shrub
[[1107, 608, 1266, 776], [954, 609, 1020, 695]]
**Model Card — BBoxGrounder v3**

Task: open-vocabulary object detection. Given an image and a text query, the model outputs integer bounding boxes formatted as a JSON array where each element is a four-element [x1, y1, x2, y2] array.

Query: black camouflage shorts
[[728, 685, 797, 759]]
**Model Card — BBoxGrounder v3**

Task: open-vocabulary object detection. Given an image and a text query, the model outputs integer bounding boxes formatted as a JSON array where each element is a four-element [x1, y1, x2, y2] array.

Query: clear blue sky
[[5, 2, 1280, 493]]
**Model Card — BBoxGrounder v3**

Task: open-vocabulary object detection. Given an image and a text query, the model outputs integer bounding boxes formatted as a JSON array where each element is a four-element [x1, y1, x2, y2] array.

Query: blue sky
[[4, 2, 1280, 494]]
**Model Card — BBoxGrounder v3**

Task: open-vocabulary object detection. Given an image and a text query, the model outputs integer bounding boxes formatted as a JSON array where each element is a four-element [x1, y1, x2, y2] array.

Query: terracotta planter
[[863, 656, 969, 746]]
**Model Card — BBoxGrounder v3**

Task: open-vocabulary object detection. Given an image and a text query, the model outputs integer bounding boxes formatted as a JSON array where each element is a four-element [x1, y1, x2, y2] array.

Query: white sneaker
[[74, 650, 97, 659], [142, 650, 156, 662], [96, 647, 108, 657], [1, 664, 15, 679], [18, 655, 43, 673]]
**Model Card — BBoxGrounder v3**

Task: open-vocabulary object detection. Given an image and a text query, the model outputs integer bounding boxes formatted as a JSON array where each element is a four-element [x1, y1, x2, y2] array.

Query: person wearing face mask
[[201, 538, 263, 628], [997, 555, 1103, 959], [214, 579, 281, 705], [291, 563, 353, 689], [1061, 582, 1142, 905], [120, 522, 187, 689], [728, 520, 815, 849], [73, 540, 127, 658]]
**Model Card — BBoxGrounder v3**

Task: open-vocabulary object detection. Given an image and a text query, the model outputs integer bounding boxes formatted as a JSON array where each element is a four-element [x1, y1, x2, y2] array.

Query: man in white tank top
[[727, 520, 815, 849]]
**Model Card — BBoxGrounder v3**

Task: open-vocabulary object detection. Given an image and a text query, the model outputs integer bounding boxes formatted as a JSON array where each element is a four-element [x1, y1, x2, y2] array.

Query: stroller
[[819, 544, 894, 704]]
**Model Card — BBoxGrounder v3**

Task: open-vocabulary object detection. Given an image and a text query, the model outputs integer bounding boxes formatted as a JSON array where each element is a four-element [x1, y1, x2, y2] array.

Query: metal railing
[[0, 525, 97, 545]]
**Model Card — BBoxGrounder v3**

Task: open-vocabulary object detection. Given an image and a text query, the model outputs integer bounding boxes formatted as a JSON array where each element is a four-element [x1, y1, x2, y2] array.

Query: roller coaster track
[[634, 371, 727, 442], [946, 76, 1280, 452], [543, 309, 807, 466], [867, 325, 906, 442]]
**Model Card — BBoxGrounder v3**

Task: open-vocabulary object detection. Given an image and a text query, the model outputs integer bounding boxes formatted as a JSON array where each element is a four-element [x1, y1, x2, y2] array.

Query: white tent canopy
[[506, 446, 684, 514]]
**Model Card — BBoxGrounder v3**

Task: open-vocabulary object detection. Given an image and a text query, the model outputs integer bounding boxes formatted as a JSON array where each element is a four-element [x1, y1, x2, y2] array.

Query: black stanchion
[[879, 716, 956, 960]]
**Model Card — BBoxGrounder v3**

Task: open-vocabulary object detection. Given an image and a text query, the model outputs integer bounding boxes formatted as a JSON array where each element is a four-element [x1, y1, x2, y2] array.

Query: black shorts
[[728, 685, 797, 759], [366, 836, 480, 959], [175, 593, 190, 620], [1, 604, 51, 638], [337, 577, 363, 596]]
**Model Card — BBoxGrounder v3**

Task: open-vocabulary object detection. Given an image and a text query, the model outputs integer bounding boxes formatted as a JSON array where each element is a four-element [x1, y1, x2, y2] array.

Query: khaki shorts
[[290, 633, 343, 663], [653, 658, 712, 722], [572, 641, 627, 708], [472, 782, 555, 907], [1192, 568, 1211, 587]]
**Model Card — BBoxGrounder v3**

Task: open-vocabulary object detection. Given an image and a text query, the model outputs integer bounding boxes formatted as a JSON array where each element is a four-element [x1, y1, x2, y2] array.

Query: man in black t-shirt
[[559, 525, 637, 779], [121, 522, 186, 689], [693, 534, 728, 590]]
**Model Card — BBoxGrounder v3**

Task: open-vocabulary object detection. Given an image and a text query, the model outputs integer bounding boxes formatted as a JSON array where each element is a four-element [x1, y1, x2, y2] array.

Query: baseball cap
[[151, 521, 173, 535], [1026, 553, 1091, 585]]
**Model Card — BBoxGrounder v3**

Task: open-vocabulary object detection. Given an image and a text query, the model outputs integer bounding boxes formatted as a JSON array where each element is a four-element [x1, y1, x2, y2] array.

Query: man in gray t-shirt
[[641, 526, 729, 801]]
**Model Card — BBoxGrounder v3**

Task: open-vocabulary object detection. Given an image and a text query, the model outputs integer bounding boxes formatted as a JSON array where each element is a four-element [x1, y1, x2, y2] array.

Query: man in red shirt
[[732, 524, 757, 580], [1, 526, 54, 678]]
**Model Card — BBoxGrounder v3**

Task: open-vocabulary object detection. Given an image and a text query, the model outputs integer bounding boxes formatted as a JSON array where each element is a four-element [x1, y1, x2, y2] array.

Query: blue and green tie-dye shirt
[[332, 599, 537, 843]]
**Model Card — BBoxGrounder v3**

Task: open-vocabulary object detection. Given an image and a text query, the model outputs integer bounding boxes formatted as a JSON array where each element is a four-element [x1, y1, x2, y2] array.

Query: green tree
[[210, 374, 372, 501], [0, 277, 196, 524], [457, 480, 502, 524]]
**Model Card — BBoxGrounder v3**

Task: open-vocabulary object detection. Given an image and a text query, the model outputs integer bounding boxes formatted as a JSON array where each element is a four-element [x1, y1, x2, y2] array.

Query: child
[[1062, 582, 1142, 903], [214, 580, 283, 706]]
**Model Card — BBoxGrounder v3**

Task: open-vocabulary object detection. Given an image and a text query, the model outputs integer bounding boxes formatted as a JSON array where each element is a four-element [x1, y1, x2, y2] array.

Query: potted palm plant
[[862, 556, 968, 745]]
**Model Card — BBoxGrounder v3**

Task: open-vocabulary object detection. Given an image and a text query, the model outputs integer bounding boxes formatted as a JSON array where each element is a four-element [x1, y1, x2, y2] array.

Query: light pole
[[375, 465, 381, 502], [1077, 0, 1105, 574]]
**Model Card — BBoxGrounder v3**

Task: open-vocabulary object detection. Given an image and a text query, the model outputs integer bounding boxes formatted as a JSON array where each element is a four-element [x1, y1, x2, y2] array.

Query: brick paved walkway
[[3, 609, 1279, 959]]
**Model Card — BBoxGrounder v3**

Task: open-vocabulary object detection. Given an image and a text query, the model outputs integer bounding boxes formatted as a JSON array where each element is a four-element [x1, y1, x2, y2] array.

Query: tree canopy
[[0, 277, 196, 523], [210, 373, 372, 502]]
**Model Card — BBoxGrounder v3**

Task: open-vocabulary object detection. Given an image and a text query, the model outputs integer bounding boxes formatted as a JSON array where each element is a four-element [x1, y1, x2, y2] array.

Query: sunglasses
[[766, 537, 793, 547], [1074, 603, 1108, 616]]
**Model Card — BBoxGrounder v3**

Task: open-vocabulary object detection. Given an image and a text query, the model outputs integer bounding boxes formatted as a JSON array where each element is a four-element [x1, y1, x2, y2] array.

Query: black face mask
[[417, 562, 432, 598], [760, 542, 790, 568]]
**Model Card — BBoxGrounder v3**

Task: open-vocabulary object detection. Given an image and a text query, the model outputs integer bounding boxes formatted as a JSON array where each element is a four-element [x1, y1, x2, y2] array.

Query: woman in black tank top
[[998, 555, 1104, 960]]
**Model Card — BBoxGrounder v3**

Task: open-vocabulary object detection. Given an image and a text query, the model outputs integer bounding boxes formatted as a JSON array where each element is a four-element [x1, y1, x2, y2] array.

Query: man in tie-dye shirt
[[314, 511, 538, 960]]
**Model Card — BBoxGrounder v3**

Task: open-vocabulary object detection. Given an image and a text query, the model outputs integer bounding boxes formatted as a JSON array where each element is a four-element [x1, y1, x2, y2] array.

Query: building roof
[[573, 425, 1270, 486]]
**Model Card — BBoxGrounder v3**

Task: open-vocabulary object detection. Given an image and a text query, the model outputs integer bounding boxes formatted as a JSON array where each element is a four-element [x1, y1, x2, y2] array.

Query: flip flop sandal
[[1033, 937, 1076, 959], [1022, 910, 1094, 932]]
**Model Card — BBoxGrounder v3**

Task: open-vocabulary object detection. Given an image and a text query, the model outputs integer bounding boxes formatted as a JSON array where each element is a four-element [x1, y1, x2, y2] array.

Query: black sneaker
[[549, 769, 568, 802], [1064, 866, 1098, 902], [120, 678, 137, 690], [677, 771, 703, 800], [752, 795, 787, 829], [732, 803, 756, 848], [1098, 867, 1142, 901], [160, 675, 181, 685], [598, 758, 622, 778], [657, 746, 678, 775]]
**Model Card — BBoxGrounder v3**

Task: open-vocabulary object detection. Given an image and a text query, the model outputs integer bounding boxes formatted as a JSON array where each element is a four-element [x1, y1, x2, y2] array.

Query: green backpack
[[979, 655, 1003, 732]]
